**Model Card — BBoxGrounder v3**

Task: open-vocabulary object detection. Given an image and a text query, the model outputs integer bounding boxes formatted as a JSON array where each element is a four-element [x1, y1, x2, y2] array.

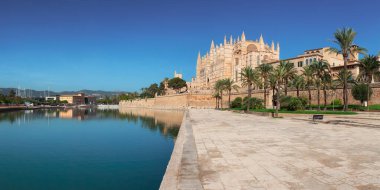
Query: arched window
[[313, 58, 317, 62], [309, 58, 313, 64], [306, 59, 309, 65]]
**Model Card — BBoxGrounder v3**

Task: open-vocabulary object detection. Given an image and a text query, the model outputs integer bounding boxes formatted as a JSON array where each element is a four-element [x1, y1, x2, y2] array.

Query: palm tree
[[212, 92, 221, 109], [303, 65, 314, 109], [214, 80, 225, 109], [257, 64, 273, 108], [221, 78, 239, 109], [241, 66, 260, 111], [272, 65, 287, 117], [334, 69, 356, 86], [268, 73, 277, 109], [321, 72, 332, 110], [333, 69, 356, 108], [291, 75, 305, 97], [329, 27, 367, 111], [310, 60, 330, 110], [279, 61, 296, 95], [358, 55, 380, 110]]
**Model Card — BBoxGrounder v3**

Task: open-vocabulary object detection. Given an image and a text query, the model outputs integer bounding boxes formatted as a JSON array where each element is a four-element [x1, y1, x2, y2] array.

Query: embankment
[[120, 84, 380, 110]]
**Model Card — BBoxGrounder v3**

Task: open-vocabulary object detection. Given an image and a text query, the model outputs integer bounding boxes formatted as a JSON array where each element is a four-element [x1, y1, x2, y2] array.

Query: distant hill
[[0, 88, 129, 98]]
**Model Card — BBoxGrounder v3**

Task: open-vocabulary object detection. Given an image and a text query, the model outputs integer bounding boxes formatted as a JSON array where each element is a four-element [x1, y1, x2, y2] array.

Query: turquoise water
[[0, 108, 182, 190]]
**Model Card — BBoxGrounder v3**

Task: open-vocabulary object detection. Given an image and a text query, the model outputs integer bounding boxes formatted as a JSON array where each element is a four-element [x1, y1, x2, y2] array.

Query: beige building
[[190, 33, 364, 92], [60, 93, 96, 105], [268, 47, 361, 79], [192, 32, 280, 89], [269, 47, 342, 69]]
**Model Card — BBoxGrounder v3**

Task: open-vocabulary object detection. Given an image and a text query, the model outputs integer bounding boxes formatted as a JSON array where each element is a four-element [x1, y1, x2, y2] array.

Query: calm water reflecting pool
[[0, 108, 183, 190]]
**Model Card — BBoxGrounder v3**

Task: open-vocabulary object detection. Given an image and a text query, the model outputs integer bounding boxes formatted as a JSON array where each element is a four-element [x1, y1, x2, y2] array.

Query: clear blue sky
[[1, 0, 379, 92]]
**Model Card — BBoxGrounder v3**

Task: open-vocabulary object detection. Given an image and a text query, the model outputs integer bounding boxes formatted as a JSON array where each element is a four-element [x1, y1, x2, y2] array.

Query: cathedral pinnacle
[[277, 42, 280, 52], [230, 35, 233, 44], [210, 40, 215, 49], [259, 34, 264, 44], [271, 41, 275, 51], [224, 35, 227, 45], [241, 31, 246, 41]]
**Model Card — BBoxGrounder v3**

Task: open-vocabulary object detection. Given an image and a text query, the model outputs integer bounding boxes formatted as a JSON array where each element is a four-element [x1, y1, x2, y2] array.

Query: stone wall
[[119, 94, 215, 109], [120, 84, 380, 109]]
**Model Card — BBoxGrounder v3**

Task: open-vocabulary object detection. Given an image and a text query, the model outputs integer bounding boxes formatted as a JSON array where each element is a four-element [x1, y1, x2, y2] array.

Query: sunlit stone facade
[[192, 32, 280, 89], [189, 32, 369, 93]]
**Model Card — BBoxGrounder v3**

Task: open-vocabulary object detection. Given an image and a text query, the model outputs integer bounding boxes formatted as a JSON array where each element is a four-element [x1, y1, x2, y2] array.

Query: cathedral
[[191, 32, 280, 89]]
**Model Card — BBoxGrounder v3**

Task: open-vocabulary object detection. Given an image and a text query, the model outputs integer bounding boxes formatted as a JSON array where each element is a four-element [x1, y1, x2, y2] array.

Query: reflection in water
[[119, 108, 184, 139], [0, 108, 183, 190], [0, 108, 183, 139]]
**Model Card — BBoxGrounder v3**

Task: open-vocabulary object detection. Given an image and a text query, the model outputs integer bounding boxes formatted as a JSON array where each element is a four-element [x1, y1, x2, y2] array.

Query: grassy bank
[[231, 108, 357, 115], [305, 104, 380, 111]]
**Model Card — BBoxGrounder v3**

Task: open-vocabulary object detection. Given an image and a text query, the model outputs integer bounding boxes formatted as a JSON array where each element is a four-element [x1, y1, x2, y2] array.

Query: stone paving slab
[[161, 109, 380, 190]]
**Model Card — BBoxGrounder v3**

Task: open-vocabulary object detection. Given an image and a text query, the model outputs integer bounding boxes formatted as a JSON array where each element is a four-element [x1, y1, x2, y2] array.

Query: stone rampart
[[120, 84, 380, 109]]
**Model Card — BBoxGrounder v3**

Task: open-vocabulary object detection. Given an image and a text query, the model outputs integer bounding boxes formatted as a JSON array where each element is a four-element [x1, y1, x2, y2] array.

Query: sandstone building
[[192, 32, 280, 89], [190, 32, 363, 91], [60, 93, 96, 105], [268, 47, 358, 78]]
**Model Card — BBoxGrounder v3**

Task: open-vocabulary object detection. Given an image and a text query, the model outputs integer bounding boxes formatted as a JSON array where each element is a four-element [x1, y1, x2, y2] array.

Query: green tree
[[291, 75, 305, 98], [334, 69, 356, 87], [302, 65, 314, 109], [310, 59, 330, 110], [220, 78, 239, 109], [352, 83, 372, 105], [240, 66, 260, 111], [358, 55, 380, 110], [321, 72, 332, 109], [168, 77, 187, 93], [158, 82, 166, 96], [8, 89, 16, 98], [257, 64, 273, 108], [329, 27, 367, 111], [279, 61, 296, 96], [158, 78, 169, 96], [0, 94, 5, 104], [272, 64, 288, 117], [214, 80, 225, 109], [268, 73, 277, 109], [212, 92, 221, 109]]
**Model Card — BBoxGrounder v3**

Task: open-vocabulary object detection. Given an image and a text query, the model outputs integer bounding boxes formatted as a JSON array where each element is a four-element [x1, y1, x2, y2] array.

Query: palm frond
[[326, 47, 341, 55]]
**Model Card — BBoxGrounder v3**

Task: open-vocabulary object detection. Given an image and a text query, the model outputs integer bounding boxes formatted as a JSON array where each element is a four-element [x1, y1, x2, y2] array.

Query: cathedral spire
[[271, 41, 275, 51], [224, 35, 227, 45], [259, 34, 264, 45], [241, 31, 246, 41], [277, 42, 280, 52], [210, 40, 215, 49], [197, 51, 201, 63], [230, 35, 233, 44], [237, 36, 240, 42]]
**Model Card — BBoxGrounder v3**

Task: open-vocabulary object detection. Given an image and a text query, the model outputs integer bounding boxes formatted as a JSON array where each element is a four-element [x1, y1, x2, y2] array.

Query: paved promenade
[[161, 109, 380, 190]]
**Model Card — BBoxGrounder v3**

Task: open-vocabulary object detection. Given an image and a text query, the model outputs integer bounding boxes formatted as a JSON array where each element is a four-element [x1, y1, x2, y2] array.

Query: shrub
[[242, 97, 264, 110], [279, 96, 292, 109], [280, 95, 306, 111], [230, 97, 243, 108], [298, 96, 308, 107], [351, 83, 372, 104], [331, 99, 342, 105], [287, 97, 303, 111]]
